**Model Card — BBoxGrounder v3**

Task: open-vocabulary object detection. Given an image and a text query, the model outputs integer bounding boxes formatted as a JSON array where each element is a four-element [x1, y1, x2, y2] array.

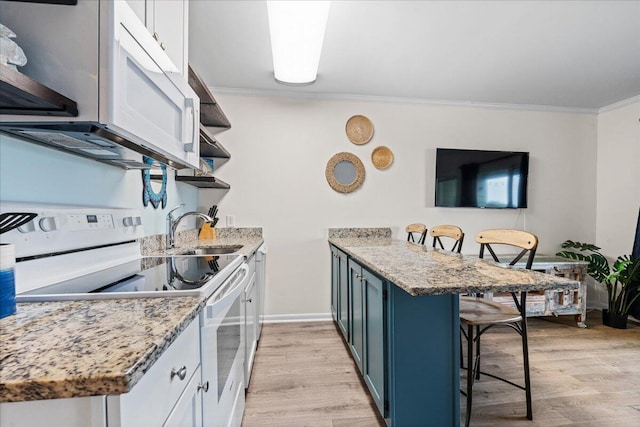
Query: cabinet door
[[163, 366, 203, 427], [362, 269, 386, 416], [348, 259, 364, 373], [125, 0, 147, 24], [244, 273, 258, 388], [337, 251, 349, 340], [108, 319, 201, 427], [331, 247, 339, 321], [149, 0, 188, 76]]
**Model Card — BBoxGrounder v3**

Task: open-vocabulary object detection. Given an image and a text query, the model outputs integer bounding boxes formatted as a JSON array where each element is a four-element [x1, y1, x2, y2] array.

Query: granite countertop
[[329, 235, 580, 297], [0, 227, 265, 403], [160, 227, 264, 258], [0, 297, 205, 403]]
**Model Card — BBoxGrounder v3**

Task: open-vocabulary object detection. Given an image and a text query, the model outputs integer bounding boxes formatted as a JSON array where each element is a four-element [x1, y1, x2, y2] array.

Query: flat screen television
[[435, 148, 529, 208]]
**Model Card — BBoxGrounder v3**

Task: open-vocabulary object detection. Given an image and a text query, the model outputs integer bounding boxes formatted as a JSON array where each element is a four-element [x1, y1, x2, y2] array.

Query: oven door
[[200, 263, 248, 427]]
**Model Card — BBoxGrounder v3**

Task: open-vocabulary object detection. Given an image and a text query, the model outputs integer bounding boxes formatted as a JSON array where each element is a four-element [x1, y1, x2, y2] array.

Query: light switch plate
[[226, 215, 235, 227]]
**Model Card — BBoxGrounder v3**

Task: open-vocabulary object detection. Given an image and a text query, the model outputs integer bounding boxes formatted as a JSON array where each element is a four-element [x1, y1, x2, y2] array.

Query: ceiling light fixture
[[267, 1, 331, 86]]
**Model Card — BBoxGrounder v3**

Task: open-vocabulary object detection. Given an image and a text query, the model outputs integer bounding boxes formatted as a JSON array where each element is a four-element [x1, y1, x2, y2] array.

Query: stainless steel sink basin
[[178, 245, 243, 256]]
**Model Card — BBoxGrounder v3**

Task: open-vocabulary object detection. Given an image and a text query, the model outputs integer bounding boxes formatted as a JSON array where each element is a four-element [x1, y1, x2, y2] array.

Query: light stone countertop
[[329, 237, 580, 296], [157, 228, 264, 258], [1, 227, 265, 403], [0, 296, 205, 403]]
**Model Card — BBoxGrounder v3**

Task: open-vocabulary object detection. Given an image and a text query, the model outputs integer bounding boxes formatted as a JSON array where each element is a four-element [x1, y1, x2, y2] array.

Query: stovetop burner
[[17, 253, 244, 301]]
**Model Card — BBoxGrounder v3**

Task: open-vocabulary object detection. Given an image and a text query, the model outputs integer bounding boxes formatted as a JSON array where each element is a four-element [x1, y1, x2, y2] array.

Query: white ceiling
[[189, 1, 640, 110]]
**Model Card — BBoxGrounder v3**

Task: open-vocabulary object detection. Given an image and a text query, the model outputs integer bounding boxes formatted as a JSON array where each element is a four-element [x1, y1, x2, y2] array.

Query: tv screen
[[435, 148, 529, 208]]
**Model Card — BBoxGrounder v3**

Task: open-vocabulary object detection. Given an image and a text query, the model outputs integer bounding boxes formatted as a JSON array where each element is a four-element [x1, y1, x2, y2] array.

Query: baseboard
[[262, 313, 333, 324]]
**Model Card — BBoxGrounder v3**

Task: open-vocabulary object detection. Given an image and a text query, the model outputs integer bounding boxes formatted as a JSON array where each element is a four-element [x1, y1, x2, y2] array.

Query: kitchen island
[[329, 228, 579, 427]]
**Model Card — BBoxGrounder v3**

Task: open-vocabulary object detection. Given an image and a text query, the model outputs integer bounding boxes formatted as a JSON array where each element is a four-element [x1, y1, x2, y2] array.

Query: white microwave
[[0, 0, 200, 170]]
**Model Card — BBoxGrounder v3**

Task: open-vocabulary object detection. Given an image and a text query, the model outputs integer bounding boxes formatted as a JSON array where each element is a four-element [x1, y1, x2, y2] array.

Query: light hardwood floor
[[242, 312, 640, 427]]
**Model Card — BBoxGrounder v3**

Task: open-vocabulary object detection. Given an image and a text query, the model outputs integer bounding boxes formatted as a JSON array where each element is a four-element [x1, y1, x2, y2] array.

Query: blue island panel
[[388, 286, 460, 427]]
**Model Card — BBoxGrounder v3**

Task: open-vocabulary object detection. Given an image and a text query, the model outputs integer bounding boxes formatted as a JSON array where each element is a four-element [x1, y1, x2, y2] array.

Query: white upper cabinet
[[126, 0, 189, 77], [126, 0, 146, 23]]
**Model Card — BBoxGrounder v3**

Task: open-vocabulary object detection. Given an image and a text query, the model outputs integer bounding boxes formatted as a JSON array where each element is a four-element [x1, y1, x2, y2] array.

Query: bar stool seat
[[460, 296, 522, 325]]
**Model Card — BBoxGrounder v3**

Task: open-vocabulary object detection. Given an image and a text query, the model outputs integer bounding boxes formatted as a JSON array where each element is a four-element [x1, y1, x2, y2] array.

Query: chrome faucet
[[166, 204, 213, 250]]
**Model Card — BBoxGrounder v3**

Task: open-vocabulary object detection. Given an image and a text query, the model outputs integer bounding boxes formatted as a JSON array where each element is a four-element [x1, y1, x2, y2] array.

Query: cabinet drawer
[[108, 318, 201, 427]]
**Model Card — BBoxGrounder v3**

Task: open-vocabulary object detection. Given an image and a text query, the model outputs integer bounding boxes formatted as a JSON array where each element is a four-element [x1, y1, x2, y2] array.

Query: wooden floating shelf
[[188, 65, 231, 130], [151, 174, 231, 189], [200, 124, 230, 158], [0, 63, 78, 116]]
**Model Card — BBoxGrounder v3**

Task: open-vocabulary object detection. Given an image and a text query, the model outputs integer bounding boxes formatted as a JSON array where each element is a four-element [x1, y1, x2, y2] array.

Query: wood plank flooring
[[242, 312, 640, 426]]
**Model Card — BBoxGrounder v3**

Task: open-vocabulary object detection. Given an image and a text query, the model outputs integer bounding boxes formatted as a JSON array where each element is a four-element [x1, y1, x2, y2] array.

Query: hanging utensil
[[0, 212, 38, 234]]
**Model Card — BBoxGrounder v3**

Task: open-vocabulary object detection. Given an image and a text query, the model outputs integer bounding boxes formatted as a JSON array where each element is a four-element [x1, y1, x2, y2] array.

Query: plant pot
[[602, 309, 628, 329]]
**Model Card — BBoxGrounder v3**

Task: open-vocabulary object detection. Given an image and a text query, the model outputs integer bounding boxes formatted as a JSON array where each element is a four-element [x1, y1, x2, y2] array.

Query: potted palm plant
[[556, 241, 640, 329]]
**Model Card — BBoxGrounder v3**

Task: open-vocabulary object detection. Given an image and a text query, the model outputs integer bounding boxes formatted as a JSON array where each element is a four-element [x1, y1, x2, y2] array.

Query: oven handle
[[204, 263, 249, 320]]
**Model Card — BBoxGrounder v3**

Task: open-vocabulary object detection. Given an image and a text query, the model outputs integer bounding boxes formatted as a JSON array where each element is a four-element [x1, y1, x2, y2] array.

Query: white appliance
[[255, 244, 267, 339], [201, 263, 249, 427], [243, 265, 257, 388], [0, 0, 200, 170]]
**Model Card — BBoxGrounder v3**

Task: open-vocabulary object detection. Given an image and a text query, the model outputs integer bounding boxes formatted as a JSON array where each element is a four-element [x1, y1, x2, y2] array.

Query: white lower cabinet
[[107, 318, 201, 427], [164, 366, 203, 427], [0, 319, 202, 427], [0, 396, 107, 427]]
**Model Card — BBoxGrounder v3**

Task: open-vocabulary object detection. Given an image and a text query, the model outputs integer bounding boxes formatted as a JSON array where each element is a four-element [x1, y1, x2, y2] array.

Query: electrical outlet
[[226, 215, 235, 227]]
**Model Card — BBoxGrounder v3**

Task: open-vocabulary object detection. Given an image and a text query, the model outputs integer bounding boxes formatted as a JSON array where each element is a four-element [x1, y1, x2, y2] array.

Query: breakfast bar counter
[[328, 228, 579, 427], [329, 237, 576, 296]]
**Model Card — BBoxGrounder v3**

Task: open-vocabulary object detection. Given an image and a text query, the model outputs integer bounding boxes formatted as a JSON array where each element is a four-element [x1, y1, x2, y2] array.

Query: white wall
[[0, 134, 199, 235], [593, 100, 640, 307], [204, 93, 598, 317], [596, 100, 640, 257]]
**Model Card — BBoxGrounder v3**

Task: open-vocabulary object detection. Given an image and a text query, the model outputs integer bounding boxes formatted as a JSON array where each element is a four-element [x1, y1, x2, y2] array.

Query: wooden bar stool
[[460, 229, 538, 427], [429, 225, 464, 253], [405, 223, 427, 245]]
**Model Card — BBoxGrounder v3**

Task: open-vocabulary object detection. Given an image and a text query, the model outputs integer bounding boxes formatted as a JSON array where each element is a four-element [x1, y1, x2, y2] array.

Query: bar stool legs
[[461, 292, 533, 426], [465, 324, 474, 427], [522, 316, 533, 420]]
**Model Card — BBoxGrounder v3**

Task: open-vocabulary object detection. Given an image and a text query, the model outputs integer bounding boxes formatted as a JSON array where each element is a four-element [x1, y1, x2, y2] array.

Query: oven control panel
[[67, 214, 115, 231], [0, 202, 145, 258]]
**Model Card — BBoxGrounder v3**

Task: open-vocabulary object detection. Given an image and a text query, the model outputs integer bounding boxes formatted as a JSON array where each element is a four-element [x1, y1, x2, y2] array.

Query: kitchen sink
[[178, 245, 244, 256]]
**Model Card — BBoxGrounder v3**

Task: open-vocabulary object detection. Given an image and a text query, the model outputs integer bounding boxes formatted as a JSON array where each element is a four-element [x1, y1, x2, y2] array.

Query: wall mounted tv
[[435, 148, 529, 208]]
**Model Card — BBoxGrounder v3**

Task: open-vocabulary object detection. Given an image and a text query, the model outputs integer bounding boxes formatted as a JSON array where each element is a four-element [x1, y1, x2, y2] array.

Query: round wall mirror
[[325, 152, 365, 193]]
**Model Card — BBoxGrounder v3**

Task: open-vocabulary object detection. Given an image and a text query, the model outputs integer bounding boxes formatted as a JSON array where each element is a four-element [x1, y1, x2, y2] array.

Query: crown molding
[[598, 95, 640, 113], [211, 86, 598, 114]]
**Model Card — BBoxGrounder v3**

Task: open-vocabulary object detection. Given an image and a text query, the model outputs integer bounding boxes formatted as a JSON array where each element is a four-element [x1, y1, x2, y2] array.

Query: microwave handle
[[183, 97, 199, 153]]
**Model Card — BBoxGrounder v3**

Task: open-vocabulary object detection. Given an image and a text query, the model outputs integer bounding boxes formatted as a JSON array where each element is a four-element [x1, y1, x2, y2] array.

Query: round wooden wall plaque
[[371, 146, 394, 170], [346, 115, 374, 145]]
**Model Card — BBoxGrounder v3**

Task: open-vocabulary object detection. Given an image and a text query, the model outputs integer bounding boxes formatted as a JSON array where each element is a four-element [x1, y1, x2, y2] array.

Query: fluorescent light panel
[[267, 1, 331, 85]]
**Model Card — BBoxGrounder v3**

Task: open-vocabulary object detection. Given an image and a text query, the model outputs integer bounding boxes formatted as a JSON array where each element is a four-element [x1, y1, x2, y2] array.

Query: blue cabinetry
[[330, 247, 339, 321], [348, 258, 386, 417], [348, 259, 365, 372], [362, 267, 386, 416], [331, 247, 349, 340], [330, 244, 460, 426]]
